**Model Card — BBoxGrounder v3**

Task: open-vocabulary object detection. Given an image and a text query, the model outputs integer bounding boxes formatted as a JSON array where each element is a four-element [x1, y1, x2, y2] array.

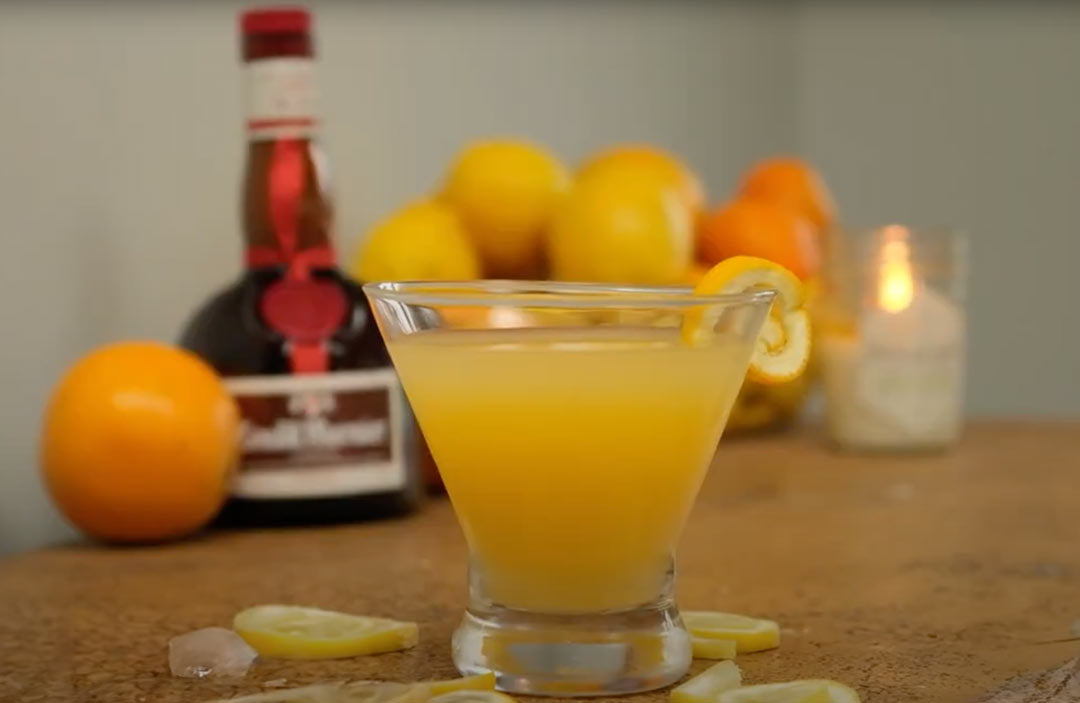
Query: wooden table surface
[[1, 421, 1078, 703]]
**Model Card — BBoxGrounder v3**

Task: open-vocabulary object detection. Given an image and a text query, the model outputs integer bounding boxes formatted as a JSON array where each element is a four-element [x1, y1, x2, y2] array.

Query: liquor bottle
[[180, 6, 420, 525]]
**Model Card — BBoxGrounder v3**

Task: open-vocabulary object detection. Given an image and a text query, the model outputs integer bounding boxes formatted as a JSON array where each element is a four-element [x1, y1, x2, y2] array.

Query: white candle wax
[[822, 283, 965, 450]]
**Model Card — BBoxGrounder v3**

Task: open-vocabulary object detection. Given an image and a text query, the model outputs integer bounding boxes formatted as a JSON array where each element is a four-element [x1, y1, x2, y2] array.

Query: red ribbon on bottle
[[245, 245, 335, 270], [269, 139, 306, 278], [258, 138, 342, 374]]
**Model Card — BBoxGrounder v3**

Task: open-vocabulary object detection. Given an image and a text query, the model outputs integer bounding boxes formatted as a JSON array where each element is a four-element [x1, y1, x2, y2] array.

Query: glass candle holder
[[820, 226, 967, 451]]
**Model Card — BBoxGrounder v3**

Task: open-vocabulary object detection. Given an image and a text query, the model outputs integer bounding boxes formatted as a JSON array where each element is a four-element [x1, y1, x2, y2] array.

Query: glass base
[[451, 601, 691, 697]]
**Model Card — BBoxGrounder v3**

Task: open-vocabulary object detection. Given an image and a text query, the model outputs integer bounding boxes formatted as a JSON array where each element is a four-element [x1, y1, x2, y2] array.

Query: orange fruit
[[696, 200, 820, 281], [737, 157, 835, 232], [441, 139, 570, 278], [578, 144, 706, 222], [40, 342, 239, 542]]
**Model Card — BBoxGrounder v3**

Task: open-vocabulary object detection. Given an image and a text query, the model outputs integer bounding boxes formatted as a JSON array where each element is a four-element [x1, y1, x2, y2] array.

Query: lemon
[[670, 661, 742, 703], [691, 637, 737, 660], [548, 171, 692, 284], [211, 681, 428, 703], [342, 683, 433, 703], [430, 692, 518, 703], [351, 200, 481, 283], [682, 611, 781, 654], [208, 682, 344, 703], [717, 680, 860, 703], [578, 144, 706, 220], [233, 605, 418, 660], [423, 673, 497, 696], [442, 139, 569, 278], [684, 256, 811, 384]]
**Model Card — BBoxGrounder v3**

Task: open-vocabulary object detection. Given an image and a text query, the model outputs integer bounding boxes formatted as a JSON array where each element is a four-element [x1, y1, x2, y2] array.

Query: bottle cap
[[241, 7, 311, 35]]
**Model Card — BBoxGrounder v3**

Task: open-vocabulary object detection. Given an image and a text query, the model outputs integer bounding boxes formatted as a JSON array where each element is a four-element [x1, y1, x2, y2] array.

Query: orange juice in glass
[[366, 282, 773, 696]]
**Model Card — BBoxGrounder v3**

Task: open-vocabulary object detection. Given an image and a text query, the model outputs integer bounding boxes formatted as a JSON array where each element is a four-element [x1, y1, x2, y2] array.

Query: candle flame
[[878, 227, 914, 313]]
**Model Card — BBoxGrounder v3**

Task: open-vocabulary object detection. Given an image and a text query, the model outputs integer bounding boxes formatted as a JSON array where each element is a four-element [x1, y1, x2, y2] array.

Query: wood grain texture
[[0, 421, 1077, 703]]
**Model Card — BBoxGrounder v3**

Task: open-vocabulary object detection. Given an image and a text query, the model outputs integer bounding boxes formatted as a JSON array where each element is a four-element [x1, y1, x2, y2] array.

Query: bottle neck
[[245, 55, 319, 141], [242, 139, 336, 273], [241, 66, 335, 274], [240, 27, 334, 276]]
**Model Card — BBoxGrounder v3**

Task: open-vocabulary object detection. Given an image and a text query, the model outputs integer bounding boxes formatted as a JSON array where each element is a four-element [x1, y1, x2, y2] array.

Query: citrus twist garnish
[[683, 256, 810, 384]]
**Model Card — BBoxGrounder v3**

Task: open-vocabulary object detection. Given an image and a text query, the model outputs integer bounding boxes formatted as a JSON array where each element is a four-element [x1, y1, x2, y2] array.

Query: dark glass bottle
[[180, 7, 420, 525]]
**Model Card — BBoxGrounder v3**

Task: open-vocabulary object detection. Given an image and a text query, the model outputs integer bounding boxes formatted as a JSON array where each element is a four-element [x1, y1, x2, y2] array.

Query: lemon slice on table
[[670, 660, 742, 703], [233, 605, 418, 659], [212, 681, 427, 703], [717, 680, 860, 703], [683, 256, 811, 384], [210, 682, 345, 703], [691, 636, 737, 660], [682, 611, 780, 653], [423, 673, 497, 696], [429, 691, 519, 703], [340, 682, 433, 703]]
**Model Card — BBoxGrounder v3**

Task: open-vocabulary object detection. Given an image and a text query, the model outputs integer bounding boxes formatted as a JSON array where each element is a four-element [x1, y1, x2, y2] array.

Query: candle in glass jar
[[822, 227, 965, 450]]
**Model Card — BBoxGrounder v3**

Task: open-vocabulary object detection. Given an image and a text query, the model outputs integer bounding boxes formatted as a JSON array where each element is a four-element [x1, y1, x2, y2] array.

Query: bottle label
[[224, 369, 408, 499], [246, 57, 318, 138]]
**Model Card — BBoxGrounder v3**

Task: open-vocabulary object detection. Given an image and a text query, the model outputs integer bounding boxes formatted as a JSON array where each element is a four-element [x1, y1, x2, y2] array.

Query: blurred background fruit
[[682, 262, 711, 286], [737, 157, 835, 235], [354, 141, 838, 436], [40, 342, 239, 542], [548, 170, 692, 284], [696, 199, 820, 282], [578, 144, 706, 224], [441, 139, 569, 278], [710, 158, 832, 434], [352, 199, 481, 282]]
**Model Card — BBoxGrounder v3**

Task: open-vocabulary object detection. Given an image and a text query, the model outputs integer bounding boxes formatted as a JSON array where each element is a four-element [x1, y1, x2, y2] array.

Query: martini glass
[[365, 281, 774, 697]]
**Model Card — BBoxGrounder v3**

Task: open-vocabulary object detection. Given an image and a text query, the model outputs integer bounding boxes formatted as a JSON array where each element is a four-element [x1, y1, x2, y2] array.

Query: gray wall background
[[1, 1, 1077, 554]]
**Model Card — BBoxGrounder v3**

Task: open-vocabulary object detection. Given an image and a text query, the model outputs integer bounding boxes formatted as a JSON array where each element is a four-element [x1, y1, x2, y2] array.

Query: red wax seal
[[260, 279, 347, 343]]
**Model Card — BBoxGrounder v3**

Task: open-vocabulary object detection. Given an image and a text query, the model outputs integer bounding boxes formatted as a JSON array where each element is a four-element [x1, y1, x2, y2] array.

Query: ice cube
[[169, 627, 258, 678]]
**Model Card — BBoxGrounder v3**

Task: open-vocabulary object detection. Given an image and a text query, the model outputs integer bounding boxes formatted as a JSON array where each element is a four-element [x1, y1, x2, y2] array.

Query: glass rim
[[363, 280, 777, 309]]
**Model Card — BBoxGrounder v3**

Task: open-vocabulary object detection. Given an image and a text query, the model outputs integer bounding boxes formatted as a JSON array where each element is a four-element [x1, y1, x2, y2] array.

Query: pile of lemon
[[352, 139, 834, 432], [354, 142, 682, 284], [351, 140, 831, 288]]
